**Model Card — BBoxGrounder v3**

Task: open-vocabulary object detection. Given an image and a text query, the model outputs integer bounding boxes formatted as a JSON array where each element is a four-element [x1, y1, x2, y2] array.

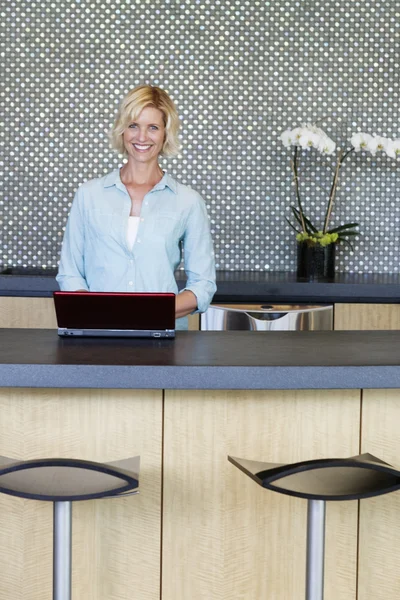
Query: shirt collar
[[103, 169, 122, 189], [153, 172, 177, 194], [103, 169, 177, 195]]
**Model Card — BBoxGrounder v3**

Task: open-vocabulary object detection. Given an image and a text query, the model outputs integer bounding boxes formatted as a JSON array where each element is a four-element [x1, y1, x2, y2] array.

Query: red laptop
[[53, 291, 175, 339]]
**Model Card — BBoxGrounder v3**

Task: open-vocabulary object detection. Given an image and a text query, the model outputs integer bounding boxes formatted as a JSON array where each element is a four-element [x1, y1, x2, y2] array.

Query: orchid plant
[[280, 125, 400, 248]]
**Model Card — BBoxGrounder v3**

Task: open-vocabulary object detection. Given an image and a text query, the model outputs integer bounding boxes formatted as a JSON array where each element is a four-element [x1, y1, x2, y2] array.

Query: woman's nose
[[136, 127, 148, 142]]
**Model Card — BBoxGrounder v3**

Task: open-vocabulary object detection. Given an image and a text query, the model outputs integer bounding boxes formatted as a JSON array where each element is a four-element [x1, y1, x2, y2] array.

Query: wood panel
[[0, 297, 57, 328], [163, 389, 361, 600], [334, 303, 400, 330], [188, 313, 200, 330], [3, 299, 400, 332], [0, 388, 162, 600], [0, 297, 200, 330], [359, 389, 400, 600]]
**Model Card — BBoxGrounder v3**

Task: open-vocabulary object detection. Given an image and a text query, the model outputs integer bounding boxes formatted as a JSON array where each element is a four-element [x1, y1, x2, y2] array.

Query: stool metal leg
[[53, 501, 72, 600], [305, 499, 326, 600]]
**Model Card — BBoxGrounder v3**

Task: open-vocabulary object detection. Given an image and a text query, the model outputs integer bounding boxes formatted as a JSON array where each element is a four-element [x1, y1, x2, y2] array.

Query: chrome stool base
[[228, 453, 400, 599], [0, 456, 140, 599], [306, 499, 326, 600], [53, 501, 72, 600]]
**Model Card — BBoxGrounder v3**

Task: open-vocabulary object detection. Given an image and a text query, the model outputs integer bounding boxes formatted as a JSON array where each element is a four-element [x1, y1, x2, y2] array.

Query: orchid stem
[[291, 146, 307, 233], [341, 147, 355, 162], [322, 147, 355, 234]]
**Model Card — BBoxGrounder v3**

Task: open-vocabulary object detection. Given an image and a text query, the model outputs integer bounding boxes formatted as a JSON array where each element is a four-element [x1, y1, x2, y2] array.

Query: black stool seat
[[0, 455, 140, 501], [228, 453, 400, 501], [229, 452, 400, 600], [0, 454, 140, 600]]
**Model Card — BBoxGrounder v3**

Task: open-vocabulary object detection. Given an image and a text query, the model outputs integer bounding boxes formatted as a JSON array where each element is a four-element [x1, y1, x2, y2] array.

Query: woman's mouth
[[133, 144, 152, 152]]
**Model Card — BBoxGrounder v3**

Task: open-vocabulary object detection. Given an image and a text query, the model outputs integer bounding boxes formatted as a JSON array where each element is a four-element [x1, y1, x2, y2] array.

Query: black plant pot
[[296, 241, 336, 280]]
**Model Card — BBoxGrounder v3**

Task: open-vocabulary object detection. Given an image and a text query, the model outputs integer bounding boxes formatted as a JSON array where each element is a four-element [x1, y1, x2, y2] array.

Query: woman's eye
[[128, 123, 137, 129], [150, 125, 159, 130]]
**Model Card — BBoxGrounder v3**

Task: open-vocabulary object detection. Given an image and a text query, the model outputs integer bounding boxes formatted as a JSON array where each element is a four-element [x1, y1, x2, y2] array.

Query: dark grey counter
[[1, 269, 400, 303], [1, 329, 400, 390]]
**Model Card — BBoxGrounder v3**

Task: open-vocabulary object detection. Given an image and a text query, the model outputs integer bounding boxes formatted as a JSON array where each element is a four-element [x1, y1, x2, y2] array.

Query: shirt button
[[144, 201, 148, 206], [137, 238, 141, 243], [128, 281, 133, 285], [130, 259, 134, 264], [141, 218, 144, 222]]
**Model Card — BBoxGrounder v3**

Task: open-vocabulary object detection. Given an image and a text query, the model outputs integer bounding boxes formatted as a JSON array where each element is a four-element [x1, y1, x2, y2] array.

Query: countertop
[[1, 328, 400, 390], [1, 268, 400, 303]]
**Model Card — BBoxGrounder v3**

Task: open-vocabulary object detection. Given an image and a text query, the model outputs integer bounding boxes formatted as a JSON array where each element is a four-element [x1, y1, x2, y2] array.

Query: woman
[[56, 85, 216, 326]]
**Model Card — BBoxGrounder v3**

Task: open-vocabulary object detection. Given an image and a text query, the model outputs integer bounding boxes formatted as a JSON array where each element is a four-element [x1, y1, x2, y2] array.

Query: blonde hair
[[109, 85, 180, 157]]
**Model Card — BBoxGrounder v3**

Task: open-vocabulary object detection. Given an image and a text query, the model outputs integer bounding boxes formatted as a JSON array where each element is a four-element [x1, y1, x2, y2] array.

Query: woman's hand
[[175, 290, 198, 319]]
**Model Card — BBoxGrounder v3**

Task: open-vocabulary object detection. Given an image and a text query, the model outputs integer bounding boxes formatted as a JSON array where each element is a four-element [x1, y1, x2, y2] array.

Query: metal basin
[[201, 304, 333, 331]]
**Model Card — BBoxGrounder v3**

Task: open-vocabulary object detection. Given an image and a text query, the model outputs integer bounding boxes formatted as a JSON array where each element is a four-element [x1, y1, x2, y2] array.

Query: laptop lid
[[53, 291, 175, 338]]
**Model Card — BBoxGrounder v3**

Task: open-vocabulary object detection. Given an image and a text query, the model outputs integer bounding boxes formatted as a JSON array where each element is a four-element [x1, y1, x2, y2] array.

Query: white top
[[126, 216, 140, 250]]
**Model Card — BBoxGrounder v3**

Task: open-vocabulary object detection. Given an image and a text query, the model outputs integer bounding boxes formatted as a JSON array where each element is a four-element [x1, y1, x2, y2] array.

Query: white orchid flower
[[317, 135, 336, 155], [350, 132, 373, 152], [385, 139, 400, 159], [298, 131, 322, 150], [367, 135, 390, 155], [285, 124, 335, 155], [280, 129, 294, 147], [291, 127, 306, 143], [309, 124, 327, 138]]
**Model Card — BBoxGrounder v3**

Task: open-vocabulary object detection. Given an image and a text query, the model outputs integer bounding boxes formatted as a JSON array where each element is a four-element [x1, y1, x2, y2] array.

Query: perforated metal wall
[[1, 0, 399, 272]]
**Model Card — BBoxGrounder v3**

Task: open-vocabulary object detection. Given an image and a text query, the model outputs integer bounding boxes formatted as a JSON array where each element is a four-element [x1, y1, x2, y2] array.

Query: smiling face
[[122, 106, 166, 165]]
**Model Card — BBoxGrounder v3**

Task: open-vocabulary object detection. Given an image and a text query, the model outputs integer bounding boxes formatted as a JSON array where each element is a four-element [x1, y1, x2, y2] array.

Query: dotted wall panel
[[0, 0, 399, 272]]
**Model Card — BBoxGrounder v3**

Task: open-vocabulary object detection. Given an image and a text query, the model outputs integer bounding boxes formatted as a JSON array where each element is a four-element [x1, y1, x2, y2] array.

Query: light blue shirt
[[56, 169, 217, 315]]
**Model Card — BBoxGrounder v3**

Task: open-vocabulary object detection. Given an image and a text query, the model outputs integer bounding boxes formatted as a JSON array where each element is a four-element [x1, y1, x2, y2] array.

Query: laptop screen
[[53, 291, 176, 337]]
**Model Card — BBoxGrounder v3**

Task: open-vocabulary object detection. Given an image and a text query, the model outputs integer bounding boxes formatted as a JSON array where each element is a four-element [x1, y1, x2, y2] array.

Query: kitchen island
[[1, 328, 400, 389], [0, 328, 399, 600]]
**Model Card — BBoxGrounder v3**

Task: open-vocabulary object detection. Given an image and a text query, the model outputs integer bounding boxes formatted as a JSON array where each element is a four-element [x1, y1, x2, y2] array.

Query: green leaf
[[302, 214, 318, 234], [291, 206, 318, 234], [340, 238, 354, 251], [328, 223, 359, 233], [337, 231, 359, 237], [291, 206, 306, 229], [285, 217, 301, 234]]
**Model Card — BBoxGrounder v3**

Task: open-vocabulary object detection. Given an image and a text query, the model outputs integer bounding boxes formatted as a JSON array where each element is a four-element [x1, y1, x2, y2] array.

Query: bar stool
[[228, 453, 400, 600], [0, 455, 140, 600]]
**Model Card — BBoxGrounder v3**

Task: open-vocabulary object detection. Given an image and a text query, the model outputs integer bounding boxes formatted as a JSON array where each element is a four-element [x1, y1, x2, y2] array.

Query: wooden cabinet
[[162, 389, 360, 600], [0, 378, 400, 598], [0, 296, 199, 329], [334, 303, 400, 330], [3, 297, 400, 332], [0, 388, 162, 600], [0, 297, 57, 328], [357, 389, 400, 600]]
